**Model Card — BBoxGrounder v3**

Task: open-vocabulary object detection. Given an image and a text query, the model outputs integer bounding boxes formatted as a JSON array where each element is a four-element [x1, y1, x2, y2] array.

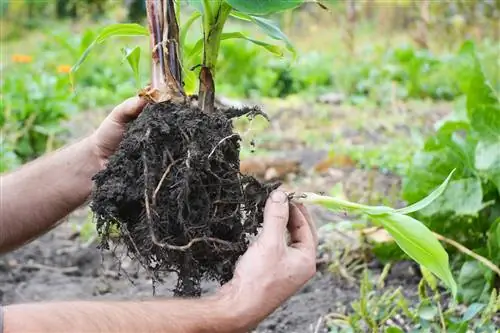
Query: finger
[[287, 203, 315, 252], [295, 203, 318, 247], [261, 190, 290, 243], [108, 96, 148, 124]]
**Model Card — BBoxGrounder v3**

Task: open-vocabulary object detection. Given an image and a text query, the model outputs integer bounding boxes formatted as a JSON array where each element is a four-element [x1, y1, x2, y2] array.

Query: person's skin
[[0, 97, 318, 333]]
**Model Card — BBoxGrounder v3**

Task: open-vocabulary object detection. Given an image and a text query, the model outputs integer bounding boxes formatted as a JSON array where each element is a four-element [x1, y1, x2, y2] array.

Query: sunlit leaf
[[71, 23, 148, 74], [225, 0, 304, 15], [231, 12, 296, 54], [122, 46, 141, 89], [220, 32, 284, 56], [187, 31, 285, 67], [396, 169, 454, 215], [377, 213, 457, 297], [462, 303, 486, 321]]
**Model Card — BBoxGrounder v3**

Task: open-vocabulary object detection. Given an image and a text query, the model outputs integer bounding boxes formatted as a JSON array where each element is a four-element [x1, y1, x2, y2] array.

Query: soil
[[0, 208, 422, 333], [90, 101, 277, 297]]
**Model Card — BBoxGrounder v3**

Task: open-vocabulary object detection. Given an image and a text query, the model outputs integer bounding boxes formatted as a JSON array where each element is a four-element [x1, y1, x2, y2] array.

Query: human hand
[[219, 190, 318, 329], [90, 96, 147, 167]]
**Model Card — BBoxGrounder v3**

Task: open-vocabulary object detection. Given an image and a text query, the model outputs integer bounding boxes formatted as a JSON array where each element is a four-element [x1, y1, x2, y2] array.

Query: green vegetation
[[327, 269, 500, 332], [401, 42, 500, 303], [1, 0, 499, 329]]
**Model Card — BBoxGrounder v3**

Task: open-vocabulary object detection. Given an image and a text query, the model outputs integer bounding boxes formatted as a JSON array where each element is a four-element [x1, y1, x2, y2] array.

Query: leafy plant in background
[[327, 268, 500, 332], [401, 41, 500, 303], [0, 63, 77, 172]]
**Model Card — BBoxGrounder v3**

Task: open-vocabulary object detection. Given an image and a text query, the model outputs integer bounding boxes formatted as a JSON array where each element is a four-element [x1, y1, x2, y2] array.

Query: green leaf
[[385, 328, 404, 333], [231, 13, 296, 54], [396, 169, 455, 215], [458, 261, 492, 303], [462, 303, 486, 321], [187, 31, 285, 66], [297, 192, 394, 216], [475, 140, 500, 194], [376, 213, 457, 297], [180, 11, 202, 48], [121, 46, 141, 89], [487, 218, 500, 262], [460, 42, 500, 142], [419, 178, 484, 217], [220, 32, 284, 56], [225, 0, 304, 15], [418, 304, 438, 321], [71, 23, 148, 74]]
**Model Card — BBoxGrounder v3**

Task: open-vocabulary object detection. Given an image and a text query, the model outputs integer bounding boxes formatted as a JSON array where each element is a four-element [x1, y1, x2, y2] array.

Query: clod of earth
[[90, 101, 278, 296]]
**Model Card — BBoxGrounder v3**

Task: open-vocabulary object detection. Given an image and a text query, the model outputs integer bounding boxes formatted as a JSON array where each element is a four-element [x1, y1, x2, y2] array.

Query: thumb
[[261, 190, 289, 243]]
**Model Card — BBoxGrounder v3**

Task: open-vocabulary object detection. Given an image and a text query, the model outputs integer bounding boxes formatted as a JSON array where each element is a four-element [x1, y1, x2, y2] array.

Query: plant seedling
[[73, 0, 457, 298]]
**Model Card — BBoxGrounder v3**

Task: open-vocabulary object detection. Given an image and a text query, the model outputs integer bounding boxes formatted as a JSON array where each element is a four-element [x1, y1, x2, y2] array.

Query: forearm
[[4, 294, 252, 333], [0, 136, 102, 253]]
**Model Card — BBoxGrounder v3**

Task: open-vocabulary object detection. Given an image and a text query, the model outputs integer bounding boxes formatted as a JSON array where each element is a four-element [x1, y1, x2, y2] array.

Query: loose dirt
[[91, 101, 277, 296]]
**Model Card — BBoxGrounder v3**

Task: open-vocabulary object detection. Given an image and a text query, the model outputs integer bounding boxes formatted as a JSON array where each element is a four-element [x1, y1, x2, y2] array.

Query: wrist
[[212, 280, 270, 332], [86, 134, 109, 171]]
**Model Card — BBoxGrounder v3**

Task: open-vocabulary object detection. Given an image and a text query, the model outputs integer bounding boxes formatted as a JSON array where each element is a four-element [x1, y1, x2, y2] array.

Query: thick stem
[[145, 0, 184, 102], [198, 2, 231, 113]]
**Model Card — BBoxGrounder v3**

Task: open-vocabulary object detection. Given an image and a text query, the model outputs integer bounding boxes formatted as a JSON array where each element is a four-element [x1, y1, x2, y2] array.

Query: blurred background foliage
[[1, 0, 500, 318]]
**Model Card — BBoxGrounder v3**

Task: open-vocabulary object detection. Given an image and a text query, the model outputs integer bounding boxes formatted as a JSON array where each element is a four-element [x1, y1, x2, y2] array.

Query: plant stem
[[433, 232, 500, 277], [198, 2, 231, 113], [145, 0, 184, 101]]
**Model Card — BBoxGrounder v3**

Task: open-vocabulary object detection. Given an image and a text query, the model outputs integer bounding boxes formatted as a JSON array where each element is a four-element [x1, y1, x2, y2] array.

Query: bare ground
[[1, 98, 468, 332]]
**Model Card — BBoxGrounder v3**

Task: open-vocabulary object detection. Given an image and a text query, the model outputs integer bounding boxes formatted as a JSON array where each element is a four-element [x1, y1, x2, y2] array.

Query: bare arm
[[0, 97, 146, 253], [4, 293, 251, 333], [3, 191, 317, 333]]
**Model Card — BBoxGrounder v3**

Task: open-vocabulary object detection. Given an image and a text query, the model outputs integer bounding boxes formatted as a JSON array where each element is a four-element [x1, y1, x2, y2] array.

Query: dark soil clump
[[90, 101, 277, 296]]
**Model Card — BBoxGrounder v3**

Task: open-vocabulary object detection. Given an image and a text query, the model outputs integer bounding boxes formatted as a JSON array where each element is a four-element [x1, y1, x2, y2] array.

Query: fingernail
[[270, 190, 287, 203]]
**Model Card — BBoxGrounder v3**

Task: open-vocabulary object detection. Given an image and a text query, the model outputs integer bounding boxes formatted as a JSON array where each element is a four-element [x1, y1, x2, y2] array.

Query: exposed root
[[91, 101, 278, 296]]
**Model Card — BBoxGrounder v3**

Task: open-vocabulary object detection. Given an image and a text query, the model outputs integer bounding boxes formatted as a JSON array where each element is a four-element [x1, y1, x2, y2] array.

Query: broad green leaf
[[231, 12, 295, 54], [396, 169, 454, 215], [458, 261, 492, 303], [419, 178, 483, 217], [418, 304, 438, 321], [403, 132, 476, 207], [462, 303, 486, 321], [376, 213, 457, 296], [475, 140, 500, 194], [460, 42, 500, 142], [225, 0, 304, 15], [71, 23, 148, 74], [122, 46, 141, 89]]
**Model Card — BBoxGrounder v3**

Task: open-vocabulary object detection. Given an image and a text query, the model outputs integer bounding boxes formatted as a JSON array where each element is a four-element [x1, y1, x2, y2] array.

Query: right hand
[[220, 190, 318, 328]]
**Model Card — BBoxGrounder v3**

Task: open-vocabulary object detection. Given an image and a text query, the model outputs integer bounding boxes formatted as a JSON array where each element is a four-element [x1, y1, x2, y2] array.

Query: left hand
[[90, 96, 147, 166]]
